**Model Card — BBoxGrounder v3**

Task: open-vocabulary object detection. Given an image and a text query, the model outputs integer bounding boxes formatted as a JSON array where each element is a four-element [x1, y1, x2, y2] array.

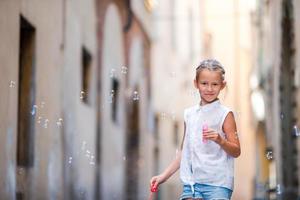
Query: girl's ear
[[221, 80, 227, 90], [194, 79, 198, 89]]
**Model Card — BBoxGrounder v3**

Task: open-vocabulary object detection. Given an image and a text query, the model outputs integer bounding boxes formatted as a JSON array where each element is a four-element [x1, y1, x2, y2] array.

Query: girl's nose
[[207, 85, 213, 91]]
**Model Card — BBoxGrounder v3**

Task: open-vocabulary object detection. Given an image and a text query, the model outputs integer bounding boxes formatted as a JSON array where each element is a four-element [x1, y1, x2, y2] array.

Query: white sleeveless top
[[180, 100, 234, 190]]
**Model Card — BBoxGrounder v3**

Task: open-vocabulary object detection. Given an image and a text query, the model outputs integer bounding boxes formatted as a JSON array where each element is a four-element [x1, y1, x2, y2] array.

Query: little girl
[[150, 59, 241, 200]]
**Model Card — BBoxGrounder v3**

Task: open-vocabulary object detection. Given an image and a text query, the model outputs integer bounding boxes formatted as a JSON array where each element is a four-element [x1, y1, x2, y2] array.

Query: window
[[153, 114, 160, 174], [111, 78, 119, 122], [17, 16, 36, 167], [81, 47, 92, 104]]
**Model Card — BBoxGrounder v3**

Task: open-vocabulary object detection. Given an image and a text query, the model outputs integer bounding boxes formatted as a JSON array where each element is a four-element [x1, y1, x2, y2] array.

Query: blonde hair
[[195, 59, 225, 81]]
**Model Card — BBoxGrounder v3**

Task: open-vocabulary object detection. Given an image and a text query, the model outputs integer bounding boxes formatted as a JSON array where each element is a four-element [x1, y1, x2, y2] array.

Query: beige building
[[252, 0, 300, 199], [97, 0, 154, 199], [6, 0, 298, 200], [0, 0, 156, 199], [0, 0, 98, 199]]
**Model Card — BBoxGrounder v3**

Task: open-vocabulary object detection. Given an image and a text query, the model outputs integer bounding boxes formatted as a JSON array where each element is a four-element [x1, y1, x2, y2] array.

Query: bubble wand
[[202, 123, 208, 143], [148, 183, 158, 200]]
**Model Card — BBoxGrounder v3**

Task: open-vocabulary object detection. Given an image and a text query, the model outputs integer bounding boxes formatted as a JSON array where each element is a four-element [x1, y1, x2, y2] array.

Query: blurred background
[[0, 0, 300, 199]]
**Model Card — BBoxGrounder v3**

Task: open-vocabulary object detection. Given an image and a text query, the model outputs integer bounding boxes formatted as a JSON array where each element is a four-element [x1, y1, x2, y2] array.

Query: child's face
[[194, 69, 226, 105]]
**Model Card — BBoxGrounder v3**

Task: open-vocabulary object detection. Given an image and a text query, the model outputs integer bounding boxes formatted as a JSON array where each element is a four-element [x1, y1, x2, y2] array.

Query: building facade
[[252, 0, 300, 199], [96, 0, 153, 199], [0, 0, 154, 199], [0, 0, 98, 199]]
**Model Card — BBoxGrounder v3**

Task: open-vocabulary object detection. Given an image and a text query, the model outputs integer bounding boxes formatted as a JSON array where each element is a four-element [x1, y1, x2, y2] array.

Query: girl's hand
[[203, 128, 224, 145], [150, 174, 165, 191]]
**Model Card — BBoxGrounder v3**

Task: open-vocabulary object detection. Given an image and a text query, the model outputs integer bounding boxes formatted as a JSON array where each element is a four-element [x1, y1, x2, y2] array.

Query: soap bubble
[[40, 101, 45, 108], [293, 125, 300, 137], [133, 91, 139, 101], [276, 184, 282, 194], [9, 81, 16, 88], [68, 157, 72, 164], [56, 118, 63, 127], [266, 150, 273, 160], [31, 105, 38, 116], [37, 116, 43, 124], [121, 66, 128, 74], [80, 91, 85, 100], [109, 90, 115, 103]]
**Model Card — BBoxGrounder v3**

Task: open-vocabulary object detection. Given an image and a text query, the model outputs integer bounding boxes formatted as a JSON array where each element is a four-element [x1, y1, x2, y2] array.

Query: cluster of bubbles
[[68, 141, 95, 166], [107, 89, 140, 103], [8, 82, 97, 169], [18, 167, 25, 175], [121, 66, 128, 74], [68, 157, 73, 164], [107, 66, 141, 102], [30, 102, 63, 129], [110, 66, 128, 78], [276, 184, 282, 194], [133, 91, 139, 101], [56, 118, 63, 126], [81, 141, 96, 165]]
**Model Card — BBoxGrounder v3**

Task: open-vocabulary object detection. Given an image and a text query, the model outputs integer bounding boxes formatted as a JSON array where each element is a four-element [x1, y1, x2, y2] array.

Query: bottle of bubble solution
[[202, 122, 208, 144]]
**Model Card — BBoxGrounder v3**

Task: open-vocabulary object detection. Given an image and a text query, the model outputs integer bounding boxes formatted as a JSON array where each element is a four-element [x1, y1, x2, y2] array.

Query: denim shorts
[[179, 183, 232, 200]]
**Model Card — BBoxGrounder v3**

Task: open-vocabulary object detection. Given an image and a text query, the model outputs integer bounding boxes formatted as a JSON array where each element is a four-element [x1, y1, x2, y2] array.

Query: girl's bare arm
[[203, 112, 241, 157], [219, 112, 241, 157]]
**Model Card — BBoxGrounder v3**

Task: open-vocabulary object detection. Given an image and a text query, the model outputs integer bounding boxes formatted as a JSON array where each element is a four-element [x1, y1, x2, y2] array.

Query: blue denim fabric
[[180, 183, 233, 200]]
